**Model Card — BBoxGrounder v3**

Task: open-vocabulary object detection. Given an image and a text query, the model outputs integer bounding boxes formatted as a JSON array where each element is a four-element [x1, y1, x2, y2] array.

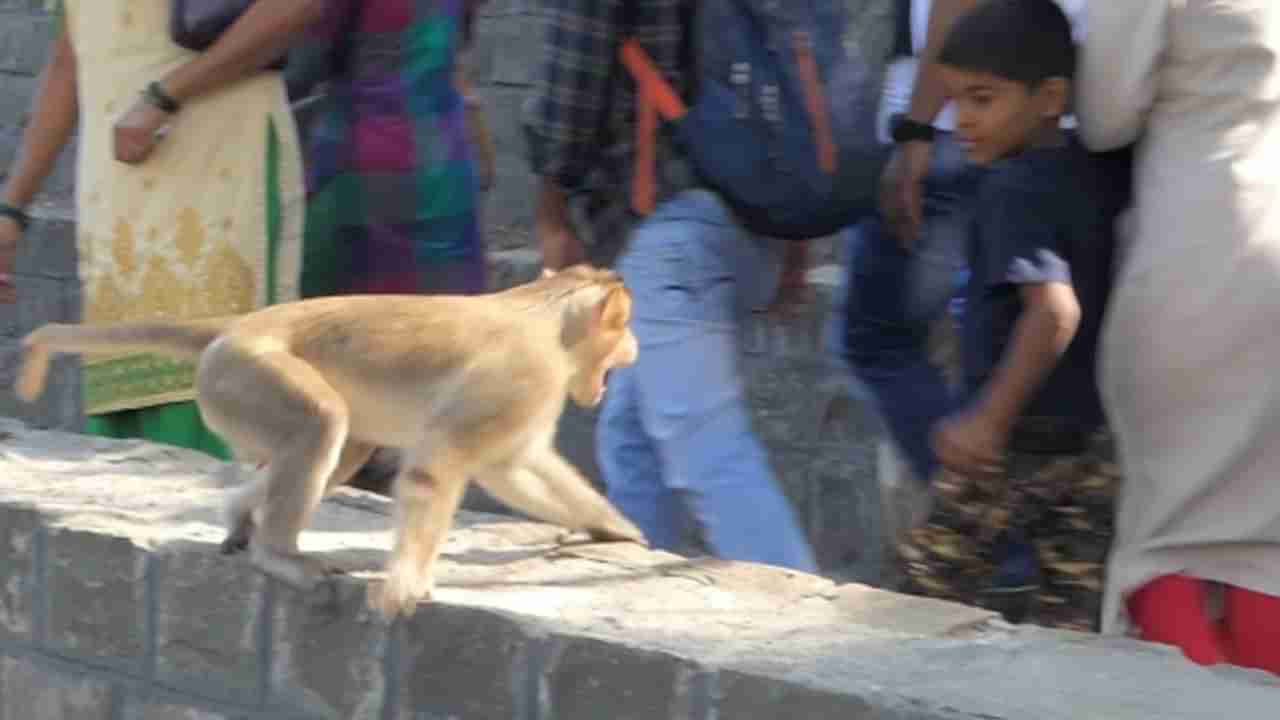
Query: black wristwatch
[[890, 113, 936, 144], [142, 81, 182, 114], [0, 202, 30, 233]]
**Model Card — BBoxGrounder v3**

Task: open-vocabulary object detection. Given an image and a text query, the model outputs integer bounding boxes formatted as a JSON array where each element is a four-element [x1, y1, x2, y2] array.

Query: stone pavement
[[0, 418, 1275, 719]]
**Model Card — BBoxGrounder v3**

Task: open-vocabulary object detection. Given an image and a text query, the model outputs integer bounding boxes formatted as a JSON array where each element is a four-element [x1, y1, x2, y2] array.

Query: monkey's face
[[569, 285, 638, 407]]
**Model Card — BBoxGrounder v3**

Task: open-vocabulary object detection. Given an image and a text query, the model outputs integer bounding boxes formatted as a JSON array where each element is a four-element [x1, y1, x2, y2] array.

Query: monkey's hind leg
[[373, 454, 470, 619], [219, 439, 376, 556], [198, 347, 352, 591]]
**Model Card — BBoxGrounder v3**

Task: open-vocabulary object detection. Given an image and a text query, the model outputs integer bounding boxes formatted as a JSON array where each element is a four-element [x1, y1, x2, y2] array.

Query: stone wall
[[1, 420, 1275, 719]]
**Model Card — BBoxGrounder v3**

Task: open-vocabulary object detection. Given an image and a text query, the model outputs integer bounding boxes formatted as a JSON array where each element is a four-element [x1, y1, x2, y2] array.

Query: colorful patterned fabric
[[897, 430, 1121, 632], [289, 0, 483, 296]]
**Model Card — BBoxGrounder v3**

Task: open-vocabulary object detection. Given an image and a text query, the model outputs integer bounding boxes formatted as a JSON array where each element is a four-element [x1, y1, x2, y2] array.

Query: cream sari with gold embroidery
[[62, 0, 303, 414]]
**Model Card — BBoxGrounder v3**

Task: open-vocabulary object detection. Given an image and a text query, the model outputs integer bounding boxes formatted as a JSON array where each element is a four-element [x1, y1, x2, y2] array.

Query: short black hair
[[937, 0, 1076, 88]]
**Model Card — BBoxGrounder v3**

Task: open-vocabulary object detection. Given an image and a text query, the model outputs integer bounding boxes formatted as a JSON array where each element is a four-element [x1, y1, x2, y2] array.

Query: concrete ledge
[[0, 419, 1274, 719]]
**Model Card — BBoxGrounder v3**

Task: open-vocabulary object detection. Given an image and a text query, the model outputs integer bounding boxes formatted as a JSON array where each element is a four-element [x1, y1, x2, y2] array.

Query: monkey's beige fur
[[16, 265, 646, 617]]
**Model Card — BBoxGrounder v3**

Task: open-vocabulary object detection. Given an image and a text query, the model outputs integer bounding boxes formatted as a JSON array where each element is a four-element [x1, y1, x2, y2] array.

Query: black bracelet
[[0, 202, 30, 232], [142, 81, 181, 114]]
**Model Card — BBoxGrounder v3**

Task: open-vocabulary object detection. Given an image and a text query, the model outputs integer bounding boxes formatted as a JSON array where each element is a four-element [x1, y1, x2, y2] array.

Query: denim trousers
[[597, 189, 818, 573], [836, 134, 978, 482]]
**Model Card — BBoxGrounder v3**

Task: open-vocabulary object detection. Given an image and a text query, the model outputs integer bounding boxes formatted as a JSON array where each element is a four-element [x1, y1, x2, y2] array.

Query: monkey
[[15, 264, 646, 618]]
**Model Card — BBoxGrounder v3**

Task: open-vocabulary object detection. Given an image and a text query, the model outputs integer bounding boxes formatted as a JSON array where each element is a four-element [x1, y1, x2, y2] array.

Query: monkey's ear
[[541, 268, 557, 279], [596, 286, 631, 332]]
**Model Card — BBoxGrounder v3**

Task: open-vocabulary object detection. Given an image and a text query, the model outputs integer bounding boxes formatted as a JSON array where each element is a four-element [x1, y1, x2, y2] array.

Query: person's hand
[[931, 404, 1010, 479], [0, 216, 20, 304], [878, 140, 932, 248], [767, 268, 813, 320], [113, 98, 172, 165], [537, 220, 586, 270]]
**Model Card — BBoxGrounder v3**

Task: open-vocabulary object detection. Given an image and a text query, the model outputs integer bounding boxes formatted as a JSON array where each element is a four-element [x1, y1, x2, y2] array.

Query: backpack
[[621, 0, 890, 240]]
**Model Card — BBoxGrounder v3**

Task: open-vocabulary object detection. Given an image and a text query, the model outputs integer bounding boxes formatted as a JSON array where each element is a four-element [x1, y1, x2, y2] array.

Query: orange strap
[[633, 89, 658, 215], [620, 39, 688, 215], [792, 31, 837, 174], [620, 39, 688, 121]]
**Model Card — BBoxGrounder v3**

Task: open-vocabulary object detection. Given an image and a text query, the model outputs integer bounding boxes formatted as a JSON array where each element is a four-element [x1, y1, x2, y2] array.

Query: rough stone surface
[[0, 655, 113, 720], [0, 420, 1276, 719], [45, 526, 148, 671], [397, 605, 533, 720], [153, 544, 266, 706], [0, 504, 37, 643]]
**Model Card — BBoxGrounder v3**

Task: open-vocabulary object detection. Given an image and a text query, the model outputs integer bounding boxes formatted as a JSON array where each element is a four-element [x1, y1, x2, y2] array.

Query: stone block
[[153, 543, 267, 706], [0, 2, 48, 14], [15, 272, 76, 332], [0, 656, 114, 720], [462, 16, 498, 87], [23, 204, 80, 281], [831, 583, 997, 637], [396, 605, 535, 720], [270, 575, 390, 720], [0, 504, 38, 643], [473, 86, 536, 235], [543, 635, 692, 720], [45, 526, 147, 671], [0, 14, 53, 76], [477, 0, 534, 17], [121, 700, 232, 720], [488, 14, 543, 87], [715, 671, 875, 720], [485, 248, 539, 291]]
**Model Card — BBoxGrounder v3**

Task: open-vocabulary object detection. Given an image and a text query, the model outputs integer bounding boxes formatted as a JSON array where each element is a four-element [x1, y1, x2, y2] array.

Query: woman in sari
[[0, 0, 319, 457]]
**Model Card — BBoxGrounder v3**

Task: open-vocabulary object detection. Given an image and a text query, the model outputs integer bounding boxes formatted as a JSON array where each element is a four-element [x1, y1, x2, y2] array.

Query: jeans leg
[[603, 189, 817, 572], [597, 360, 686, 550], [841, 134, 975, 481], [843, 216, 958, 481]]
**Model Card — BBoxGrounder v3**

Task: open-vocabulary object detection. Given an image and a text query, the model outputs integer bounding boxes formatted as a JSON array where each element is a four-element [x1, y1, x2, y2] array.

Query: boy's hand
[[932, 405, 1010, 478]]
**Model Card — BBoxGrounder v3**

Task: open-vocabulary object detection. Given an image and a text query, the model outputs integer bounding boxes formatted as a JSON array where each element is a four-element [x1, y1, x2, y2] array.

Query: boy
[[896, 0, 1126, 631]]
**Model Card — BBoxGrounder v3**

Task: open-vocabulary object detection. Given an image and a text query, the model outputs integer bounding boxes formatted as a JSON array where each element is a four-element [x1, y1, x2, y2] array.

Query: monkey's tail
[[15, 317, 237, 404]]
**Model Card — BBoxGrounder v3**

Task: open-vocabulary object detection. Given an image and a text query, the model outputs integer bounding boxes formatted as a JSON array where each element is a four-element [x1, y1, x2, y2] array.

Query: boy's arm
[[934, 282, 1081, 476]]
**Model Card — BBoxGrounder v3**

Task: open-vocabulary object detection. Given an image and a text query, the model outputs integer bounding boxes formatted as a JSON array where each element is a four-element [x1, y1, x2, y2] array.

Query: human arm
[[457, 66, 497, 192], [1075, 2, 1167, 151], [524, 0, 623, 270], [934, 281, 1080, 475], [115, 0, 327, 165], [0, 28, 78, 303], [879, 0, 980, 245], [932, 182, 1080, 476]]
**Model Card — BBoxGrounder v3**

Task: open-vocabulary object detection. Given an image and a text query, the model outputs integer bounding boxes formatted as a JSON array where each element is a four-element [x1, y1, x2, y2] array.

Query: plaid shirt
[[524, 0, 695, 205]]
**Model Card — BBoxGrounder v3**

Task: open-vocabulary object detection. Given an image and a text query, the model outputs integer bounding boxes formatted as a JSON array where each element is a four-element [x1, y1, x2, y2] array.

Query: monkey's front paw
[[369, 575, 434, 620], [583, 513, 648, 546], [220, 530, 251, 555], [250, 547, 338, 592]]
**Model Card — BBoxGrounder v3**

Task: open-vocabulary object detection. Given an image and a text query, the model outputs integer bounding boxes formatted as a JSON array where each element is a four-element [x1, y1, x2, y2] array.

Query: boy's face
[[941, 66, 1068, 165]]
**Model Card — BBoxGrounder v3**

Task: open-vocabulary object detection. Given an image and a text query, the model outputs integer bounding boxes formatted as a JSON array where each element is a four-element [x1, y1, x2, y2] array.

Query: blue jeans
[[838, 134, 977, 482], [597, 189, 818, 573]]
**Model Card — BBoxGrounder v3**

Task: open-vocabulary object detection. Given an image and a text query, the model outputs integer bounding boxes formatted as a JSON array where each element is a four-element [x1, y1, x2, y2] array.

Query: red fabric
[[1223, 582, 1280, 674], [1128, 574, 1280, 674]]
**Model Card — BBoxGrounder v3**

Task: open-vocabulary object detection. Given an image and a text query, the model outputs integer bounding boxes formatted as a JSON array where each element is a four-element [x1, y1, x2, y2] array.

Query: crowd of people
[[1, 0, 1277, 677]]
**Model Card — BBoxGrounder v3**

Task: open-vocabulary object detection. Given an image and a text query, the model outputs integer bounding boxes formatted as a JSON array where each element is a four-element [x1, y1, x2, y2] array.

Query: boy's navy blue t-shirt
[[961, 135, 1125, 433]]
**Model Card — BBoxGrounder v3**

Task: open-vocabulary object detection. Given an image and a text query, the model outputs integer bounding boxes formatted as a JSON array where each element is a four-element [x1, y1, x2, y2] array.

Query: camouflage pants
[[897, 429, 1121, 632]]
